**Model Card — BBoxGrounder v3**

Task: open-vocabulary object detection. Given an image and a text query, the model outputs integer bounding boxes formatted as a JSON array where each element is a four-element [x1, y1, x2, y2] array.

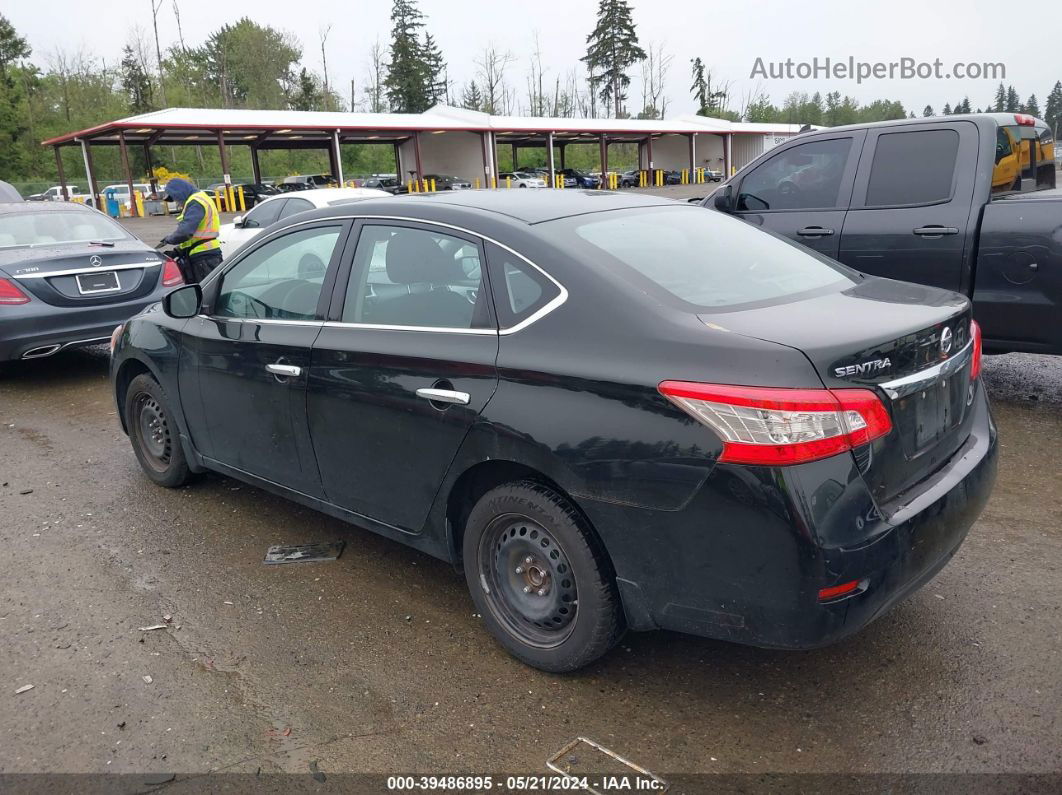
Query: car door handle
[[796, 226, 834, 237], [416, 387, 470, 405], [913, 226, 959, 237], [266, 363, 302, 377]]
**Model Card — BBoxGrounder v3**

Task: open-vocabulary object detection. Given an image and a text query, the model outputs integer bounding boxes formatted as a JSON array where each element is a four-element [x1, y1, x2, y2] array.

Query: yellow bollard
[[474, 177, 481, 190], [237, 185, 246, 212], [225, 185, 234, 211], [134, 190, 145, 217], [430, 178, 436, 192], [213, 190, 223, 212], [506, 176, 511, 189], [407, 180, 414, 193]]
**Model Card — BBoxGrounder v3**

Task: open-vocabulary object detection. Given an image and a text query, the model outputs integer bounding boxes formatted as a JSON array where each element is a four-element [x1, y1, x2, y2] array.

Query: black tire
[[124, 373, 190, 488], [462, 480, 624, 672]]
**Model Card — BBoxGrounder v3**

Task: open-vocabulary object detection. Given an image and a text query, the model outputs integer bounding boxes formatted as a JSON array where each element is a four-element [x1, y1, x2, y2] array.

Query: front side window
[[214, 225, 342, 320], [865, 129, 959, 206], [737, 138, 853, 211], [342, 225, 486, 329], [243, 198, 284, 228]]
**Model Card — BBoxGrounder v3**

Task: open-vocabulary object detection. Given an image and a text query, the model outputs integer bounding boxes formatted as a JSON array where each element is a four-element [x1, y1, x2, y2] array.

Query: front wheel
[[462, 481, 624, 672], [125, 373, 191, 488]]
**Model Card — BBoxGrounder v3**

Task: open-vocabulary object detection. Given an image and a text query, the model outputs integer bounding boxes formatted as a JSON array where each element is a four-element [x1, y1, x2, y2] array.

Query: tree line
[[1, 2, 1060, 185]]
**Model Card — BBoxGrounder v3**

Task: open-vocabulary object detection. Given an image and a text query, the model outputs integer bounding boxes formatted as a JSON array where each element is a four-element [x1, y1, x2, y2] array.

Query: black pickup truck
[[705, 113, 1060, 354]]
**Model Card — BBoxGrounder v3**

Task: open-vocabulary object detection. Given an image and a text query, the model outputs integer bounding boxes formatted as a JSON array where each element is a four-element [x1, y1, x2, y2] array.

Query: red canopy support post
[[599, 135, 608, 187], [250, 146, 262, 185], [118, 131, 139, 217], [53, 147, 69, 201], [217, 130, 231, 186], [413, 131, 424, 183], [688, 133, 697, 174], [546, 132, 555, 184]]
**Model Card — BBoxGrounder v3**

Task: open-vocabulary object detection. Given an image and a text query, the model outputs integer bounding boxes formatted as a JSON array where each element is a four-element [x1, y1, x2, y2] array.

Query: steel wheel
[[134, 392, 172, 472], [478, 513, 578, 649]]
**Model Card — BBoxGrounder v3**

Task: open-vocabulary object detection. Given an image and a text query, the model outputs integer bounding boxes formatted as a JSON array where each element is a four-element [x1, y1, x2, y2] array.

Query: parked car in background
[[619, 170, 642, 188], [557, 168, 600, 189], [103, 183, 152, 213], [704, 168, 723, 182], [112, 190, 996, 672], [705, 112, 1061, 355], [0, 201, 182, 363], [216, 186, 390, 259], [27, 185, 89, 202], [362, 176, 406, 194], [278, 174, 336, 192], [423, 174, 473, 190], [499, 171, 547, 188], [206, 182, 281, 209]]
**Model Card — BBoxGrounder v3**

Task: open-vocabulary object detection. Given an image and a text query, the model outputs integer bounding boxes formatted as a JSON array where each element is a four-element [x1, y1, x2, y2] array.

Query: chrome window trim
[[195, 316, 324, 327], [199, 214, 568, 335], [878, 339, 974, 400], [13, 261, 162, 279]]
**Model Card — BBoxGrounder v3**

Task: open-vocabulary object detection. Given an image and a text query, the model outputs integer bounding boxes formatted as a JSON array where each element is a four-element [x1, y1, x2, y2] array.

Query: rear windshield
[[0, 210, 129, 250], [992, 123, 1056, 195], [547, 206, 853, 310]]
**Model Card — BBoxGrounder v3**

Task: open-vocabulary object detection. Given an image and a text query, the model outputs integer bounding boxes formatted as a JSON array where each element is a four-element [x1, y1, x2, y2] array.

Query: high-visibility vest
[[175, 191, 221, 257]]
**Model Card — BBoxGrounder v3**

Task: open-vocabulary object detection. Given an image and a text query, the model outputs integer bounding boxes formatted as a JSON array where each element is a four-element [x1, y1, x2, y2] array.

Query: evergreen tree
[[582, 0, 646, 117], [923, 104, 934, 117], [1023, 94, 1040, 117], [0, 13, 30, 175], [461, 80, 483, 111], [993, 82, 1006, 112], [942, 103, 952, 115], [422, 32, 447, 106], [120, 46, 153, 113], [1045, 81, 1062, 134], [384, 0, 432, 113], [289, 67, 323, 110], [1005, 85, 1021, 112]]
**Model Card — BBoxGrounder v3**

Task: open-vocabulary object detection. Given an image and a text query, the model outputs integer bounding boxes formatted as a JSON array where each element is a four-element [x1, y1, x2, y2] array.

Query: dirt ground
[[1, 190, 1060, 784]]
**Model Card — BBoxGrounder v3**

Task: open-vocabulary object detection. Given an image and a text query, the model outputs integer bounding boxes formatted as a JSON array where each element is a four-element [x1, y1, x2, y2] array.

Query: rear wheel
[[125, 374, 190, 488], [462, 480, 624, 672]]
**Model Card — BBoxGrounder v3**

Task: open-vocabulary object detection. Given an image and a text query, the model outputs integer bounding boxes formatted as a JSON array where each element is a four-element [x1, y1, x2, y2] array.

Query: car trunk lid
[[699, 277, 976, 512], [1, 243, 167, 308]]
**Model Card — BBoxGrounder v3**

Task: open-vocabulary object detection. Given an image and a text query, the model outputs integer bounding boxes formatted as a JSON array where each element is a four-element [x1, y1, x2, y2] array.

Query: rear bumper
[[0, 296, 164, 361], [583, 387, 998, 648]]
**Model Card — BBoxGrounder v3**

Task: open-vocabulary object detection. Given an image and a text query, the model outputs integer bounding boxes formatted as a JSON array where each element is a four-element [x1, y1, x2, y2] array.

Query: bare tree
[[476, 46, 514, 115], [149, 0, 167, 105], [361, 39, 387, 112], [638, 42, 673, 119], [319, 23, 333, 101], [171, 0, 186, 51], [525, 34, 547, 116]]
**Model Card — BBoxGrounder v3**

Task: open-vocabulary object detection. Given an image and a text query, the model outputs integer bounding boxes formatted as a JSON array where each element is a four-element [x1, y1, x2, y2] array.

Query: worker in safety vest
[[160, 178, 222, 283]]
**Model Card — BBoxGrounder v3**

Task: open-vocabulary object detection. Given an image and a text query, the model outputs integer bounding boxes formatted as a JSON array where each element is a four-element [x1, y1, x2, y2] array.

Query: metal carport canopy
[[40, 105, 804, 149]]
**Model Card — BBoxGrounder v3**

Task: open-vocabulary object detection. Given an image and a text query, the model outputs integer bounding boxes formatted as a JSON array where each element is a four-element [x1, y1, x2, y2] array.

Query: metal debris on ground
[[15, 684, 34, 694], [264, 541, 345, 565], [142, 675, 153, 684], [547, 737, 668, 795], [139, 624, 168, 632]]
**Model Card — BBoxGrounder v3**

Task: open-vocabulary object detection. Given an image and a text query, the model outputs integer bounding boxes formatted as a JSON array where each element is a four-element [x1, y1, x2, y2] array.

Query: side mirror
[[232, 215, 244, 227], [163, 284, 202, 319], [713, 184, 734, 212]]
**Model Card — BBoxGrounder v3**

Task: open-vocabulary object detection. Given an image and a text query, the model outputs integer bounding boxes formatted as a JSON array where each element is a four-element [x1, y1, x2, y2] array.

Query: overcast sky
[[9, 0, 1059, 117]]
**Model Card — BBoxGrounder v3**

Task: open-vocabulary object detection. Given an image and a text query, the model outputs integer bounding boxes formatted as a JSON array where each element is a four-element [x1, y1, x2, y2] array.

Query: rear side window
[[550, 206, 852, 310], [279, 197, 314, 218], [865, 129, 959, 206], [244, 198, 284, 228], [485, 242, 561, 329]]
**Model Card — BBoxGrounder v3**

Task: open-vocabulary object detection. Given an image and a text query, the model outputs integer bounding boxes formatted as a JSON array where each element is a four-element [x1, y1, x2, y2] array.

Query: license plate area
[[75, 270, 121, 295], [893, 368, 970, 455]]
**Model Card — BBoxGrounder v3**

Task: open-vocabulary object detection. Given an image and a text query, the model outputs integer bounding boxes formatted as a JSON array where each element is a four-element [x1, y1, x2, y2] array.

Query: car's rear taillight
[[161, 258, 184, 287], [658, 382, 893, 466], [0, 278, 30, 305], [970, 319, 983, 381]]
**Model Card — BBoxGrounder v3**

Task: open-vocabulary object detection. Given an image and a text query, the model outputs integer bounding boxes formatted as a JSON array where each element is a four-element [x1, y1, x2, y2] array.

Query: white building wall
[[397, 131, 488, 185], [641, 133, 726, 171]]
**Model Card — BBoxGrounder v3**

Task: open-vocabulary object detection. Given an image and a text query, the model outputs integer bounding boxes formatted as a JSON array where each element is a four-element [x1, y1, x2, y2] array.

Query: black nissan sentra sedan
[[0, 202, 183, 363], [109, 190, 997, 671]]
